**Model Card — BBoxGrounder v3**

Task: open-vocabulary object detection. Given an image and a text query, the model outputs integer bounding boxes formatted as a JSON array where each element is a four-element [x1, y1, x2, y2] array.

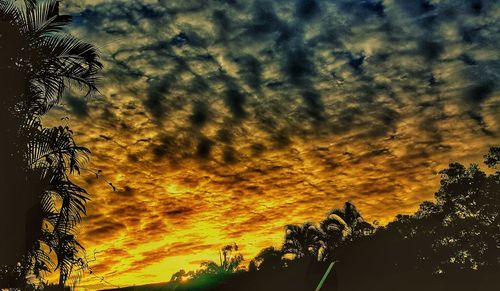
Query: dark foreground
[[103, 262, 499, 291]]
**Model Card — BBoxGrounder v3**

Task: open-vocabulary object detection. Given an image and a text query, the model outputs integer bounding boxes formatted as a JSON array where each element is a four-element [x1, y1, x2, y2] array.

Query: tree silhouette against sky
[[164, 147, 499, 291], [0, 0, 101, 288]]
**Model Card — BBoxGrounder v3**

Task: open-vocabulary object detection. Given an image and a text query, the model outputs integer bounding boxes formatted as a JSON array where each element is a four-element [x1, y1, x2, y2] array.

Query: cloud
[[83, 219, 126, 244], [295, 0, 321, 19], [46, 0, 500, 287], [163, 207, 193, 217], [64, 94, 89, 118], [189, 101, 211, 127], [235, 55, 263, 90]]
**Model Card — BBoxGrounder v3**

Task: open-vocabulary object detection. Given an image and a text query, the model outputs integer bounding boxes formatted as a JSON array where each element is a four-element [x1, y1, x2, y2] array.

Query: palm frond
[[1, 0, 100, 286], [28, 0, 71, 36]]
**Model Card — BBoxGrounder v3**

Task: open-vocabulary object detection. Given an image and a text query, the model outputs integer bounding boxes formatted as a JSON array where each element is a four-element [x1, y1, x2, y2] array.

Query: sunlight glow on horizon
[[37, 0, 500, 289]]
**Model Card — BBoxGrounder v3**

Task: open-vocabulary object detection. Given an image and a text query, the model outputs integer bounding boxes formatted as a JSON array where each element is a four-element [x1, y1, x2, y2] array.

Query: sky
[[42, 0, 500, 289]]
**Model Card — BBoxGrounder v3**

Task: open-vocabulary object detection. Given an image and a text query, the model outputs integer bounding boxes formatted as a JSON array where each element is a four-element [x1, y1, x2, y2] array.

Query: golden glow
[[44, 100, 496, 289], [38, 0, 500, 290]]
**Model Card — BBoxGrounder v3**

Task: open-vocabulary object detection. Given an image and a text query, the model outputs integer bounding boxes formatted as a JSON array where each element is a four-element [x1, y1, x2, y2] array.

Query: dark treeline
[[109, 147, 499, 291]]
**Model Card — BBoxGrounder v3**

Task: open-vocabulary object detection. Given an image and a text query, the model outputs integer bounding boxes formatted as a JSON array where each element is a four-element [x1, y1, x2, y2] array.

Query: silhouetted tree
[[421, 160, 499, 272], [198, 244, 244, 276], [156, 148, 499, 291], [248, 247, 286, 272], [167, 245, 244, 291], [318, 202, 374, 261], [246, 147, 499, 290], [327, 147, 500, 290], [282, 222, 323, 260], [367, 157, 499, 274], [0, 0, 101, 288], [484, 146, 499, 169], [170, 269, 190, 282]]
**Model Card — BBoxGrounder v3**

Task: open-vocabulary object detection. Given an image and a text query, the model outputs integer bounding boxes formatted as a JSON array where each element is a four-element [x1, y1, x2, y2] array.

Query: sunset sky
[[42, 0, 500, 289]]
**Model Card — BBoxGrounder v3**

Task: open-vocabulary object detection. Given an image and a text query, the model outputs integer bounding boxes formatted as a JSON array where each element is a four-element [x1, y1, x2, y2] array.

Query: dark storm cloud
[[283, 45, 315, 85], [465, 80, 496, 105], [84, 219, 126, 243], [150, 131, 203, 161], [212, 9, 231, 41], [189, 101, 210, 127], [61, 0, 499, 166], [196, 136, 215, 159], [301, 90, 325, 122], [395, 0, 436, 16], [151, 135, 177, 159], [164, 207, 193, 217], [144, 75, 174, 120], [116, 186, 135, 197], [296, 0, 320, 19], [73, 0, 168, 29], [337, 0, 386, 18], [234, 54, 263, 90], [65, 95, 89, 118], [246, 0, 282, 36], [224, 88, 247, 119], [216, 128, 233, 144], [348, 53, 366, 74], [222, 146, 238, 164]]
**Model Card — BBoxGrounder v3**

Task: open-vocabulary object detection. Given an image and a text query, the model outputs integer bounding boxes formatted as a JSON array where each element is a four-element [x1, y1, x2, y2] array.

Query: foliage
[[169, 244, 244, 288], [318, 201, 374, 261], [0, 0, 101, 288], [197, 244, 244, 277], [248, 247, 286, 272], [282, 222, 323, 260], [484, 146, 500, 169], [163, 147, 499, 291], [201, 244, 243, 274], [0, 0, 101, 115]]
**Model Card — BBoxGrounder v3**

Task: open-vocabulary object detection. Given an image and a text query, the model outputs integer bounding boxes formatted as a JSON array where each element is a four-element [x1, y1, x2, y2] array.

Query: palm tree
[[29, 121, 91, 287], [199, 244, 244, 275], [0, 0, 101, 288], [282, 222, 323, 260], [318, 202, 374, 261]]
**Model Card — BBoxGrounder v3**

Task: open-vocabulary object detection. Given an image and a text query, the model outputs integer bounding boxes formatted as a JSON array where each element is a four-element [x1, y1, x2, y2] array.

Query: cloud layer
[[43, 0, 499, 289]]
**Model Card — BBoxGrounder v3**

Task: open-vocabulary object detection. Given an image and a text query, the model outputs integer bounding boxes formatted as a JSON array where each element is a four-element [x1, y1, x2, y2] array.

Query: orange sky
[[42, 0, 500, 289]]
